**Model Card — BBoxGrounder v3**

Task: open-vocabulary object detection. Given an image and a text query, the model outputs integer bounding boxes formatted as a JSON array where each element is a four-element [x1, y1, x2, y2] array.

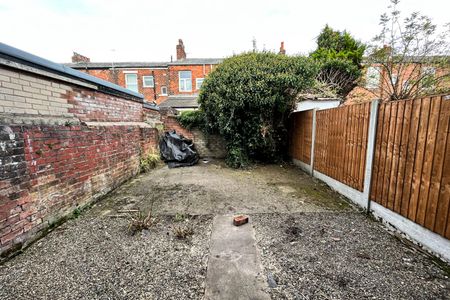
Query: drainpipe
[[152, 70, 157, 103]]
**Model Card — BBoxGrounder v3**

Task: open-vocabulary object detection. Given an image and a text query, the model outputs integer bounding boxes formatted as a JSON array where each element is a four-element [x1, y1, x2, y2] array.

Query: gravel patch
[[253, 212, 450, 300], [0, 213, 212, 300]]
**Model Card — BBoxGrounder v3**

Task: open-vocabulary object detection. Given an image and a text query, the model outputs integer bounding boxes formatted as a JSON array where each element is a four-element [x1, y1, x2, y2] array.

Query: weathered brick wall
[[143, 107, 162, 125], [68, 88, 143, 122], [162, 114, 194, 140], [0, 64, 158, 259], [161, 113, 226, 158], [191, 129, 226, 159], [0, 124, 158, 256]]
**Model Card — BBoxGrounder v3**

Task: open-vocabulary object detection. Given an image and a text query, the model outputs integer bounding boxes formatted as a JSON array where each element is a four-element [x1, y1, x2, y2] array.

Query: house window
[[125, 73, 138, 92], [179, 71, 192, 92], [196, 78, 204, 90], [161, 86, 168, 95], [366, 67, 380, 89], [143, 76, 154, 88]]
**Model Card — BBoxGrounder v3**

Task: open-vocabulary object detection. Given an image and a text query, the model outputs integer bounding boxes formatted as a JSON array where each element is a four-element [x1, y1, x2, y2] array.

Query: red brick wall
[[0, 65, 161, 259], [82, 69, 114, 83], [143, 107, 162, 124], [168, 65, 214, 96], [162, 114, 194, 139], [160, 112, 226, 158], [0, 124, 158, 257], [68, 88, 143, 122]]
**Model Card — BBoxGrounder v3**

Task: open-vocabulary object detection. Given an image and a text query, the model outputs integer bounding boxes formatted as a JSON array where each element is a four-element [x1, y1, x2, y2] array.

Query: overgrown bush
[[310, 25, 365, 97], [177, 110, 206, 130], [198, 52, 318, 168]]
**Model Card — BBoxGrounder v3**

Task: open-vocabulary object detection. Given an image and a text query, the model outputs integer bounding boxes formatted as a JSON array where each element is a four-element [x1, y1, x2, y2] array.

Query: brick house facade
[[66, 40, 222, 109], [345, 61, 450, 105]]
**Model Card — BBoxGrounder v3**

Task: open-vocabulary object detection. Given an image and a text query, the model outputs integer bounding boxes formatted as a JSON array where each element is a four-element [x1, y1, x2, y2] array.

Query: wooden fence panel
[[313, 102, 371, 191], [371, 95, 450, 238], [289, 110, 313, 164]]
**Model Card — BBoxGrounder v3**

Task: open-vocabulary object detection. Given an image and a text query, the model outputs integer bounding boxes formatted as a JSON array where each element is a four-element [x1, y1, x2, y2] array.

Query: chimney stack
[[71, 52, 90, 63], [279, 42, 286, 55], [176, 39, 186, 61]]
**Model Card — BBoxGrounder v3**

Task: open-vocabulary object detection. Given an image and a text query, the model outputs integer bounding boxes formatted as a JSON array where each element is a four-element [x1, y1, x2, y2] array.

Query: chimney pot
[[71, 52, 90, 63], [279, 42, 286, 55]]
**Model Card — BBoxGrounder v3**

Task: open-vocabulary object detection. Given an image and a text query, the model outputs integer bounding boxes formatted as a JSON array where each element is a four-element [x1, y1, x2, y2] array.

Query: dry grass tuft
[[128, 210, 158, 235]]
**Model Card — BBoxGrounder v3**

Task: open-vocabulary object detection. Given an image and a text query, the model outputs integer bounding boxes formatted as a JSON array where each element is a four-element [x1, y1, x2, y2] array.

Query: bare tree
[[365, 0, 450, 101]]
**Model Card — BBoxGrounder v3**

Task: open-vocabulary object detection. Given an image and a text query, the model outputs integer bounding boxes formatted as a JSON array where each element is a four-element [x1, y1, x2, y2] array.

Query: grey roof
[[0, 42, 143, 100], [143, 102, 160, 111], [169, 58, 223, 66], [65, 58, 223, 69], [65, 61, 169, 69], [159, 95, 199, 108]]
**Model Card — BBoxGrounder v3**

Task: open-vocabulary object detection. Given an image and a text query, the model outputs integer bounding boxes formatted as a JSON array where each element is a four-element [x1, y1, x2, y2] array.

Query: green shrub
[[140, 151, 160, 172], [198, 52, 318, 168], [310, 25, 365, 97], [177, 110, 206, 130]]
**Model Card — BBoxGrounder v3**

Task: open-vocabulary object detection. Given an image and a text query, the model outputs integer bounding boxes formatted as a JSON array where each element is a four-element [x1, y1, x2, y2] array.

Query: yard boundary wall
[[160, 110, 226, 159], [289, 95, 450, 262], [0, 54, 158, 259]]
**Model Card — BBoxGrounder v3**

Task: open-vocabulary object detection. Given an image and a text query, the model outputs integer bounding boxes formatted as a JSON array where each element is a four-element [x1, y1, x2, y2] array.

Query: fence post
[[362, 99, 379, 211], [309, 109, 317, 176]]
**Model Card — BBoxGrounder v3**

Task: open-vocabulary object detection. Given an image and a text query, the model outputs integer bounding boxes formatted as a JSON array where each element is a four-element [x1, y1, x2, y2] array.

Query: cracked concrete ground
[[0, 160, 448, 299]]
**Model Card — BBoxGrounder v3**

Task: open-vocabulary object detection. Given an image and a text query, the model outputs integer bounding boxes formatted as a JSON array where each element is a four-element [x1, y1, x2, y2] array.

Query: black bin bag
[[159, 131, 199, 168]]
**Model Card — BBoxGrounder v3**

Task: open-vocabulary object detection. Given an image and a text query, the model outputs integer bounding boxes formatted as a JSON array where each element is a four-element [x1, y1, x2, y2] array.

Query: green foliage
[[177, 110, 206, 130], [198, 52, 318, 168], [140, 151, 160, 172], [311, 25, 365, 66], [174, 213, 187, 222], [225, 145, 251, 169], [311, 25, 365, 97]]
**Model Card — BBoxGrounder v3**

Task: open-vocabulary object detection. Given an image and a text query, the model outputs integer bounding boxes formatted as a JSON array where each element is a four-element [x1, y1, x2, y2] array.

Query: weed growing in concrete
[[172, 224, 194, 239], [140, 151, 160, 173], [128, 210, 157, 235], [174, 213, 187, 222]]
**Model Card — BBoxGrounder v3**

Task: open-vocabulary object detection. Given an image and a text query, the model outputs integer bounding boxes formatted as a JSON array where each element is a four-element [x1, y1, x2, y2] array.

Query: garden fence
[[289, 94, 450, 260]]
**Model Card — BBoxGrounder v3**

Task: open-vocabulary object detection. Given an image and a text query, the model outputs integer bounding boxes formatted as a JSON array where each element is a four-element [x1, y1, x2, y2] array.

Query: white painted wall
[[295, 100, 340, 112]]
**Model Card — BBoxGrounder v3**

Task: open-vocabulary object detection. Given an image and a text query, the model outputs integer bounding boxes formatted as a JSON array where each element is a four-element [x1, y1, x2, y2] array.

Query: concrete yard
[[0, 160, 449, 299]]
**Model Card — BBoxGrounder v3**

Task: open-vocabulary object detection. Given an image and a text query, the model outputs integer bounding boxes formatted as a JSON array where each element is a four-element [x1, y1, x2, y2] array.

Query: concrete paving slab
[[204, 215, 270, 300]]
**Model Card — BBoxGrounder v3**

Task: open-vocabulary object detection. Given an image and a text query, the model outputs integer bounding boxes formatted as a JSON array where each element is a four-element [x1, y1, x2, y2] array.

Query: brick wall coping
[[83, 121, 154, 128], [0, 42, 144, 102]]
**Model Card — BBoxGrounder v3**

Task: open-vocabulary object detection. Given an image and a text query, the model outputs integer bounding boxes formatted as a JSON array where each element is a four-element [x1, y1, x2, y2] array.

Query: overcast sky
[[0, 0, 448, 63]]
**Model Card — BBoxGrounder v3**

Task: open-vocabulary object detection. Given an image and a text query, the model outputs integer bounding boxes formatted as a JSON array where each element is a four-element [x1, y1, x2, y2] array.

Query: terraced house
[[66, 40, 222, 111]]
